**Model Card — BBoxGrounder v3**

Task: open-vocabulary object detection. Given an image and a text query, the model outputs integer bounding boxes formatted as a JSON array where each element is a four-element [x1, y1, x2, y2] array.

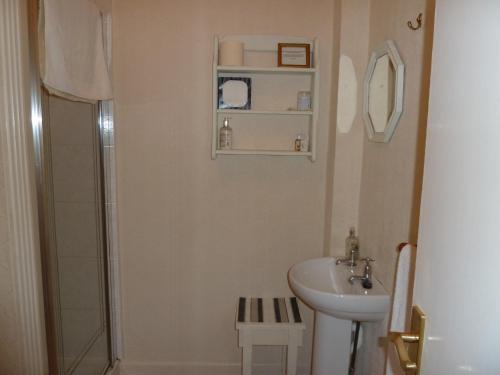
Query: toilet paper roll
[[219, 41, 244, 66]]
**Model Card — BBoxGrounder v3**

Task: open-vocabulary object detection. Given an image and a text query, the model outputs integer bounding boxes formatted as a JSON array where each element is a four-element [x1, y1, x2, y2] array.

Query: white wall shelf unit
[[217, 65, 317, 74], [212, 35, 319, 161], [217, 109, 313, 116], [216, 150, 313, 157]]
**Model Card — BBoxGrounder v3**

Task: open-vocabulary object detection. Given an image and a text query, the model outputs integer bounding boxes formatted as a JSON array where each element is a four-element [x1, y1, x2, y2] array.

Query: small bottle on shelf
[[294, 135, 302, 152], [297, 91, 311, 111], [219, 117, 233, 150], [345, 227, 360, 260], [294, 133, 308, 152], [300, 134, 308, 152]]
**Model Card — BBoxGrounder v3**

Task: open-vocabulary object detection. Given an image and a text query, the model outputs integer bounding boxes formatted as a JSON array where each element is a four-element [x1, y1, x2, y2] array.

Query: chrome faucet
[[335, 246, 359, 267], [348, 257, 374, 289]]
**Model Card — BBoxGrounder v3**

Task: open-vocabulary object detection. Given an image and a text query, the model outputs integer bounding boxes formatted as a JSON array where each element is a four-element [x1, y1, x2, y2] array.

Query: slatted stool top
[[236, 297, 305, 329]]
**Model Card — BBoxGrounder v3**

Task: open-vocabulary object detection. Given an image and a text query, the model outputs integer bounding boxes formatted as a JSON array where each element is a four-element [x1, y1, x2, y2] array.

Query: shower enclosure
[[37, 93, 113, 374], [28, 1, 117, 374]]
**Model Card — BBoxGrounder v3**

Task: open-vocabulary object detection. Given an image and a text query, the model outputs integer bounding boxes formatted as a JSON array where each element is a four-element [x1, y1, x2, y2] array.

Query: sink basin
[[288, 257, 389, 321], [288, 257, 390, 375]]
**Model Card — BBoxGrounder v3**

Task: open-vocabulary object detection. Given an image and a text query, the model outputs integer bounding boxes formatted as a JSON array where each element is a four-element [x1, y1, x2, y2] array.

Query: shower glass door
[[40, 92, 111, 374]]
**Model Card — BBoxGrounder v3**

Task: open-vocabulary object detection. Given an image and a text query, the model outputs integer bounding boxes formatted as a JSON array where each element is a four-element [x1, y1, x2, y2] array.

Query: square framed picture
[[218, 77, 251, 109], [277, 43, 311, 68]]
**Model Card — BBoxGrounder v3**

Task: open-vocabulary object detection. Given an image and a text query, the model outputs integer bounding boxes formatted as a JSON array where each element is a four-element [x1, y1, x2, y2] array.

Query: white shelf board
[[219, 35, 313, 52], [217, 109, 313, 116], [215, 149, 312, 157], [217, 65, 316, 74]]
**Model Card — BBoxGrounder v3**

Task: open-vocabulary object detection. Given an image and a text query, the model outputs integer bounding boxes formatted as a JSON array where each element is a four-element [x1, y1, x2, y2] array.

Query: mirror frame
[[362, 40, 405, 143]]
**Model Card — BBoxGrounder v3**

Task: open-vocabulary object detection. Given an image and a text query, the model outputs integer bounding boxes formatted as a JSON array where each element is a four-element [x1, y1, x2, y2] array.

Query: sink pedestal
[[289, 257, 390, 375], [312, 312, 352, 375]]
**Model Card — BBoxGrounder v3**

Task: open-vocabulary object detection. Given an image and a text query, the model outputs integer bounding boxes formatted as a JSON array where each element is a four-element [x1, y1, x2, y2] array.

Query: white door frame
[[0, 0, 48, 373]]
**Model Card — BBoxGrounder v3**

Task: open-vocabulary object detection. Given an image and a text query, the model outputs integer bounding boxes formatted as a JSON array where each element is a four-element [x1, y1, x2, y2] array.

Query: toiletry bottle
[[345, 227, 360, 260], [297, 91, 311, 111], [219, 117, 233, 150], [294, 135, 302, 152], [300, 134, 308, 152]]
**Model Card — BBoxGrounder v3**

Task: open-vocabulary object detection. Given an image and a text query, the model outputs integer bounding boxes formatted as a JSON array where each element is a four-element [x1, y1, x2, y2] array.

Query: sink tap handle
[[361, 258, 374, 280], [360, 257, 375, 265]]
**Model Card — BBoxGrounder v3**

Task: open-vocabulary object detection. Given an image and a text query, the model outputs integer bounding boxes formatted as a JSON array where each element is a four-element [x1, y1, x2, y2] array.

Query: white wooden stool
[[236, 297, 305, 375]]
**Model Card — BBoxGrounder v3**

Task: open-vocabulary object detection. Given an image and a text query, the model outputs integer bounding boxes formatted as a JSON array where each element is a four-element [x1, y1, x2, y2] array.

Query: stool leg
[[287, 341, 298, 375], [242, 345, 252, 375], [281, 346, 287, 375]]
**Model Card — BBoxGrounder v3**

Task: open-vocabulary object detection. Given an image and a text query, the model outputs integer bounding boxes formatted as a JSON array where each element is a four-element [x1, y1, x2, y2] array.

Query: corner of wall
[[322, 0, 342, 257], [324, 0, 370, 258]]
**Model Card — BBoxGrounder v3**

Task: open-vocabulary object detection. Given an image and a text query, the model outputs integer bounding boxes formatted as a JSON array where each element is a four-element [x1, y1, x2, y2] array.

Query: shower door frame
[[27, 0, 116, 373], [37, 90, 114, 374]]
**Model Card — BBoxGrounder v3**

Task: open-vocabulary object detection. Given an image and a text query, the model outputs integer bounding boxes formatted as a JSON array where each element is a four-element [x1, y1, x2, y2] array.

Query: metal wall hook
[[407, 13, 423, 30]]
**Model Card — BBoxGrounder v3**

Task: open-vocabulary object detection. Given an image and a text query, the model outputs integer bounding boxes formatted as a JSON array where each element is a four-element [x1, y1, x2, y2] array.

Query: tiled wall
[[49, 96, 109, 369]]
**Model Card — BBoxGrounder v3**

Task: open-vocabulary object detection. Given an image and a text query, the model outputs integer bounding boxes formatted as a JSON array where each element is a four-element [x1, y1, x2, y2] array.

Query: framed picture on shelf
[[218, 77, 252, 109], [277, 43, 311, 68]]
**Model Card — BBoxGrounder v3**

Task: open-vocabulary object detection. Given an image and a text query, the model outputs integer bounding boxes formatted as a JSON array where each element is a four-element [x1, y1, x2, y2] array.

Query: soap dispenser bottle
[[345, 227, 360, 260], [219, 117, 233, 150]]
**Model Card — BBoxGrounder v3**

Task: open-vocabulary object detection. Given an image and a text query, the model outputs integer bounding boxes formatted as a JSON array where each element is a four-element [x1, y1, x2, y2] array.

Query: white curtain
[[39, 0, 113, 102]]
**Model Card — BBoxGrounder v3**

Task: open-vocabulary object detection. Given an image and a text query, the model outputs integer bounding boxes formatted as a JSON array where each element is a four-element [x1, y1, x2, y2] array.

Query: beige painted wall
[[91, 0, 111, 13], [112, 0, 335, 371]]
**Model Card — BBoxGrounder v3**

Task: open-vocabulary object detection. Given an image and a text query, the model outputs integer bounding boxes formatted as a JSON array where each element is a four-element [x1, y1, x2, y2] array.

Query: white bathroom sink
[[288, 257, 390, 321]]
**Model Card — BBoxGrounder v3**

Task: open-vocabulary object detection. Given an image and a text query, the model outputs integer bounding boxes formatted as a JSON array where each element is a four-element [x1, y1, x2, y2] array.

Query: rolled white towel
[[385, 243, 416, 375]]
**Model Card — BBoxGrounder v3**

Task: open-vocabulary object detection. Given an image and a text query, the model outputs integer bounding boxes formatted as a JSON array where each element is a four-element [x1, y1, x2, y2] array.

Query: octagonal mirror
[[363, 40, 405, 143]]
